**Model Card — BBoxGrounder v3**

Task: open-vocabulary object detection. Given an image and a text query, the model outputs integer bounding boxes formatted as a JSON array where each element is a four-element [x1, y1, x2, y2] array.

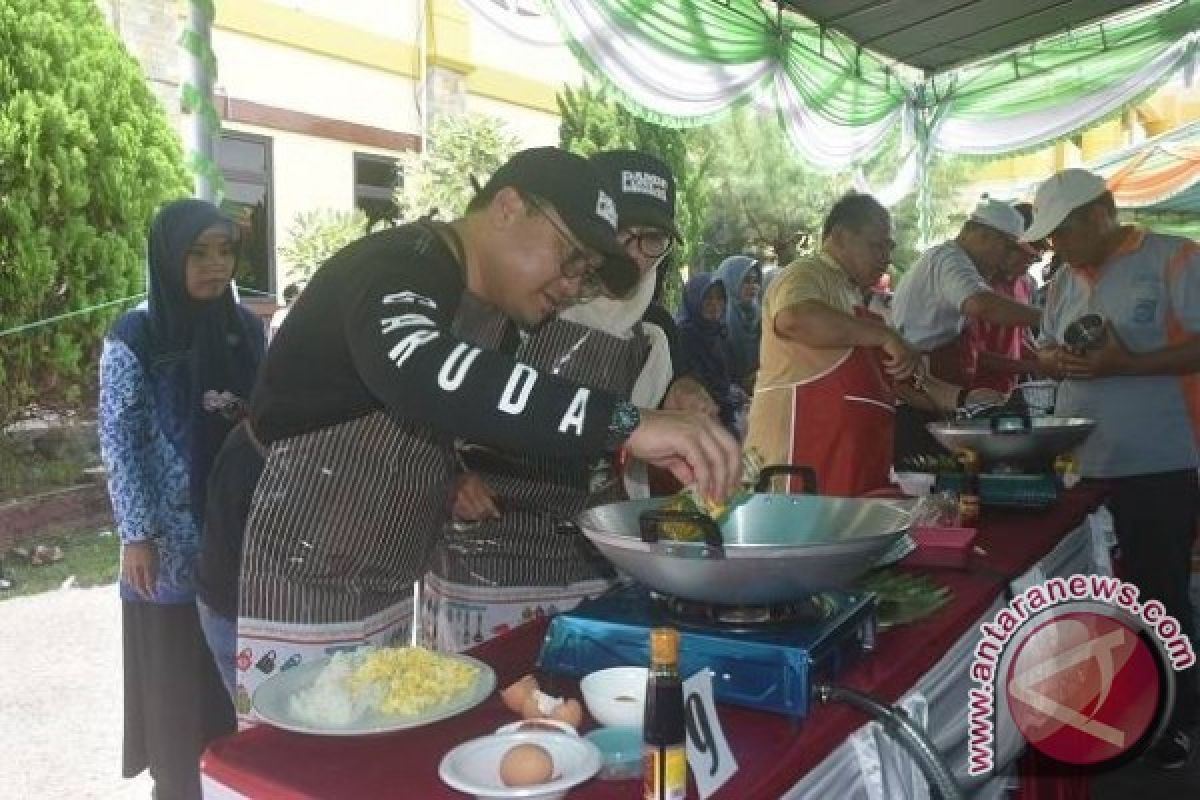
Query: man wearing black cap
[[421, 149, 716, 651], [197, 147, 740, 708]]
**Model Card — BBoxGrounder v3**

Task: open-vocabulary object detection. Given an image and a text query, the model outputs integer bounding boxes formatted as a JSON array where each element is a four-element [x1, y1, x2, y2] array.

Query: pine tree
[[0, 0, 191, 421]]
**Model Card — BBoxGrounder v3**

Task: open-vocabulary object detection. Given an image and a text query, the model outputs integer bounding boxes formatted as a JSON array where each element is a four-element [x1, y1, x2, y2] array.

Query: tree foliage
[[0, 0, 191, 422], [700, 110, 851, 269], [701, 109, 975, 276], [557, 83, 712, 307], [864, 138, 974, 273], [395, 112, 520, 221], [279, 208, 372, 279]]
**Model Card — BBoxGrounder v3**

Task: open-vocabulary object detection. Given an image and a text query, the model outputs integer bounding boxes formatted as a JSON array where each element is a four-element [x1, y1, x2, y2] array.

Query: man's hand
[[662, 376, 718, 419], [623, 409, 741, 503], [1036, 346, 1066, 380], [450, 472, 500, 522], [881, 331, 920, 382], [1054, 323, 1133, 380], [121, 540, 158, 600]]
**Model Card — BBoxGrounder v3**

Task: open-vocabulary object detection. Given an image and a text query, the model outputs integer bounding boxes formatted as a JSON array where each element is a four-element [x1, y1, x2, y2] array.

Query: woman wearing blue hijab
[[676, 273, 738, 435], [99, 198, 264, 799], [715, 255, 762, 390]]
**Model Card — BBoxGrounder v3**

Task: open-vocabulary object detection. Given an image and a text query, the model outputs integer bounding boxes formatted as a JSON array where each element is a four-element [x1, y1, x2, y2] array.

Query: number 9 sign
[[682, 669, 738, 798]]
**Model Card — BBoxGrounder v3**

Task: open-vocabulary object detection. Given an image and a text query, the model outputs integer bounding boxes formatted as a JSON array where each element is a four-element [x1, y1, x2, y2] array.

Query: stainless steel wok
[[572, 494, 912, 605], [926, 415, 1095, 469]]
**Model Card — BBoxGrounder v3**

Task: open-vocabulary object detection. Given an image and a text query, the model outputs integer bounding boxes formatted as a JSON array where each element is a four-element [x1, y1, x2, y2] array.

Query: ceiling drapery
[[541, 0, 1200, 167]]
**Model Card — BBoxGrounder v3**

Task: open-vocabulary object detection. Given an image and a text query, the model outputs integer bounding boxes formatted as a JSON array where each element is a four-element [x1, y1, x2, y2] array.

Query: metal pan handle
[[638, 509, 724, 554], [754, 465, 818, 494]]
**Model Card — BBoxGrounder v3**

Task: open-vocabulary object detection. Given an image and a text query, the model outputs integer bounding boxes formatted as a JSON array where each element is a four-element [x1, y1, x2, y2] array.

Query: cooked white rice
[[288, 646, 479, 727], [288, 651, 375, 727]]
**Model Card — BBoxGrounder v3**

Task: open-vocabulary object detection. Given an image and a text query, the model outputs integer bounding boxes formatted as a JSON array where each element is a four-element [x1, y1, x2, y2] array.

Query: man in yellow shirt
[[747, 193, 991, 496]]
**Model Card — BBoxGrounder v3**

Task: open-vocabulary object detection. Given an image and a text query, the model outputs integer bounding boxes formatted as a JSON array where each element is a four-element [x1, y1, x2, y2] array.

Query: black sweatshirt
[[250, 222, 618, 457]]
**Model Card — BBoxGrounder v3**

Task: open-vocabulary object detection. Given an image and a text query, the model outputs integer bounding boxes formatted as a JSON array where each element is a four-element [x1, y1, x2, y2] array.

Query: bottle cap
[[649, 627, 679, 664]]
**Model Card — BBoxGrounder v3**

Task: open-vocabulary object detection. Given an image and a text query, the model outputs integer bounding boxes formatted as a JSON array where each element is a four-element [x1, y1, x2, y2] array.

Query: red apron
[[928, 328, 976, 387], [784, 309, 895, 497]]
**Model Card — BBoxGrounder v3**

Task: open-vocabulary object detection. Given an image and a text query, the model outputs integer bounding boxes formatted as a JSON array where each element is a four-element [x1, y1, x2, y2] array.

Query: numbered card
[[683, 669, 738, 798]]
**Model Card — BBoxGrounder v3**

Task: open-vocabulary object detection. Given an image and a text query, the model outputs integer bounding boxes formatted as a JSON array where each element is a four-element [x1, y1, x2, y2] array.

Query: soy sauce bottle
[[643, 627, 686, 800], [957, 449, 981, 525]]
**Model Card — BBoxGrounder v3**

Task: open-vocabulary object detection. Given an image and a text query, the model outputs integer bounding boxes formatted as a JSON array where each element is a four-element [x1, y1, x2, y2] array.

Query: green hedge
[[0, 0, 192, 423]]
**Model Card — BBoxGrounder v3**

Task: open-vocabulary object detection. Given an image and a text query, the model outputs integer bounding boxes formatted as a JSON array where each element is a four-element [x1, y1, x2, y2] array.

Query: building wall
[[972, 80, 1200, 199], [212, 30, 422, 134], [206, 0, 584, 286], [98, 0, 185, 129], [465, 94, 562, 147]]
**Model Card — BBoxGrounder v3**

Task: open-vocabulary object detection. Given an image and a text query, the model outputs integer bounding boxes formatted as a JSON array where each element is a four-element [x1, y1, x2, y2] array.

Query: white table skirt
[[783, 511, 1113, 800]]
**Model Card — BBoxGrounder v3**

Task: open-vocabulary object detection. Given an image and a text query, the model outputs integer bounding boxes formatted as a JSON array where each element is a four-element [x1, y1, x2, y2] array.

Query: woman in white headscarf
[[421, 150, 714, 651]]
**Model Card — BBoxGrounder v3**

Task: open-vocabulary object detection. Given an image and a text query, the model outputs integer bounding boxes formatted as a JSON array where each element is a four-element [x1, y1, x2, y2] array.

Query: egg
[[501, 675, 539, 714], [498, 743, 555, 787], [550, 698, 583, 729]]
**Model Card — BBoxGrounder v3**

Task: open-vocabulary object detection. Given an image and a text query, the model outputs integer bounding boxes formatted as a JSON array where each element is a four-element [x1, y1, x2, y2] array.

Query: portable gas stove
[[936, 468, 1059, 509], [536, 583, 877, 719], [925, 413, 1096, 509]]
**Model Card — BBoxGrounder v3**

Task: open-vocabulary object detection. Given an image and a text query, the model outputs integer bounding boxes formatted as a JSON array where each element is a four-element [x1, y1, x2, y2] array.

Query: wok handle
[[638, 510, 724, 552], [754, 465, 818, 494]]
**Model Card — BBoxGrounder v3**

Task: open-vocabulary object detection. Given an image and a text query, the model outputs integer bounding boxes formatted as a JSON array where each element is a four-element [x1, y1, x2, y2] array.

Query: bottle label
[[643, 745, 687, 800]]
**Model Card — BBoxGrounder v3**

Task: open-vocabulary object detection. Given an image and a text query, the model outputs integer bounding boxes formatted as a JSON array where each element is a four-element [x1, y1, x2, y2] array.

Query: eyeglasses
[[523, 195, 605, 289], [621, 227, 674, 260]]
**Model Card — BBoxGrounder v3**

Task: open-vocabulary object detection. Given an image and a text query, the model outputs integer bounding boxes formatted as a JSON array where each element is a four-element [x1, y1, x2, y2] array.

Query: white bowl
[[893, 471, 936, 498], [439, 731, 601, 800], [579, 667, 647, 730]]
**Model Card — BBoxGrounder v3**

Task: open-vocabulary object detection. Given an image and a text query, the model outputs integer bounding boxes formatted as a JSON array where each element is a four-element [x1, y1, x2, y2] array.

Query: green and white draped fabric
[[459, 0, 563, 46], [551, 0, 780, 125], [931, 7, 1200, 155], [543, 0, 1200, 166], [853, 148, 921, 208], [547, 0, 907, 169]]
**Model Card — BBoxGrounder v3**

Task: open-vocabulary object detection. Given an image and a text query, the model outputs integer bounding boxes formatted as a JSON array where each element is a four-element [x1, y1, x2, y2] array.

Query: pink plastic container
[[905, 525, 978, 569]]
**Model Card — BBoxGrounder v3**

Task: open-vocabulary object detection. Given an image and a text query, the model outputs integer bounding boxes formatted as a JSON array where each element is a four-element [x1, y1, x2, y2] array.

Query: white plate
[[252, 652, 496, 736], [439, 731, 602, 800]]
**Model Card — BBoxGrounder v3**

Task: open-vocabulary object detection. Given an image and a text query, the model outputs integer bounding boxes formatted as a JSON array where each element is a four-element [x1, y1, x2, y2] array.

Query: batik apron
[[233, 295, 509, 720], [751, 308, 895, 498], [422, 317, 648, 652]]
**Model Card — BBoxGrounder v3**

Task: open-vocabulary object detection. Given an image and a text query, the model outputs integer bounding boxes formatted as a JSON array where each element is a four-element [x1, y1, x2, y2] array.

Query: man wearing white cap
[[1029, 168, 1200, 769], [891, 199, 1042, 459], [892, 198, 1043, 386]]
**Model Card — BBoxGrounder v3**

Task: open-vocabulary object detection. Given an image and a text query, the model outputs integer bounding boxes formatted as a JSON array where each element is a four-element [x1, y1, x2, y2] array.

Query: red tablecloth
[[202, 486, 1106, 799]]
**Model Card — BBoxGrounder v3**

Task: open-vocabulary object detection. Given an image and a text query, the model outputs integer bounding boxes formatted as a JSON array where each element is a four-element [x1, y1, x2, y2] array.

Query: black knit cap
[[478, 146, 638, 295]]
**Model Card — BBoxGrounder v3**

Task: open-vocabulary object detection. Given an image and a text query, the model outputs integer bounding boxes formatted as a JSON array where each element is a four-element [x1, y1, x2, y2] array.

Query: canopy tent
[[1101, 117, 1200, 210], [982, 116, 1200, 207], [543, 0, 1199, 163], [538, 0, 1199, 239], [785, 0, 1167, 75]]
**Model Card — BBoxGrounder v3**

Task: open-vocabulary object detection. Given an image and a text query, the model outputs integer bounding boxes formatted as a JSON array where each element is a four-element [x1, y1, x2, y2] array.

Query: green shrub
[[279, 208, 372, 279], [395, 113, 520, 221], [0, 0, 192, 423]]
